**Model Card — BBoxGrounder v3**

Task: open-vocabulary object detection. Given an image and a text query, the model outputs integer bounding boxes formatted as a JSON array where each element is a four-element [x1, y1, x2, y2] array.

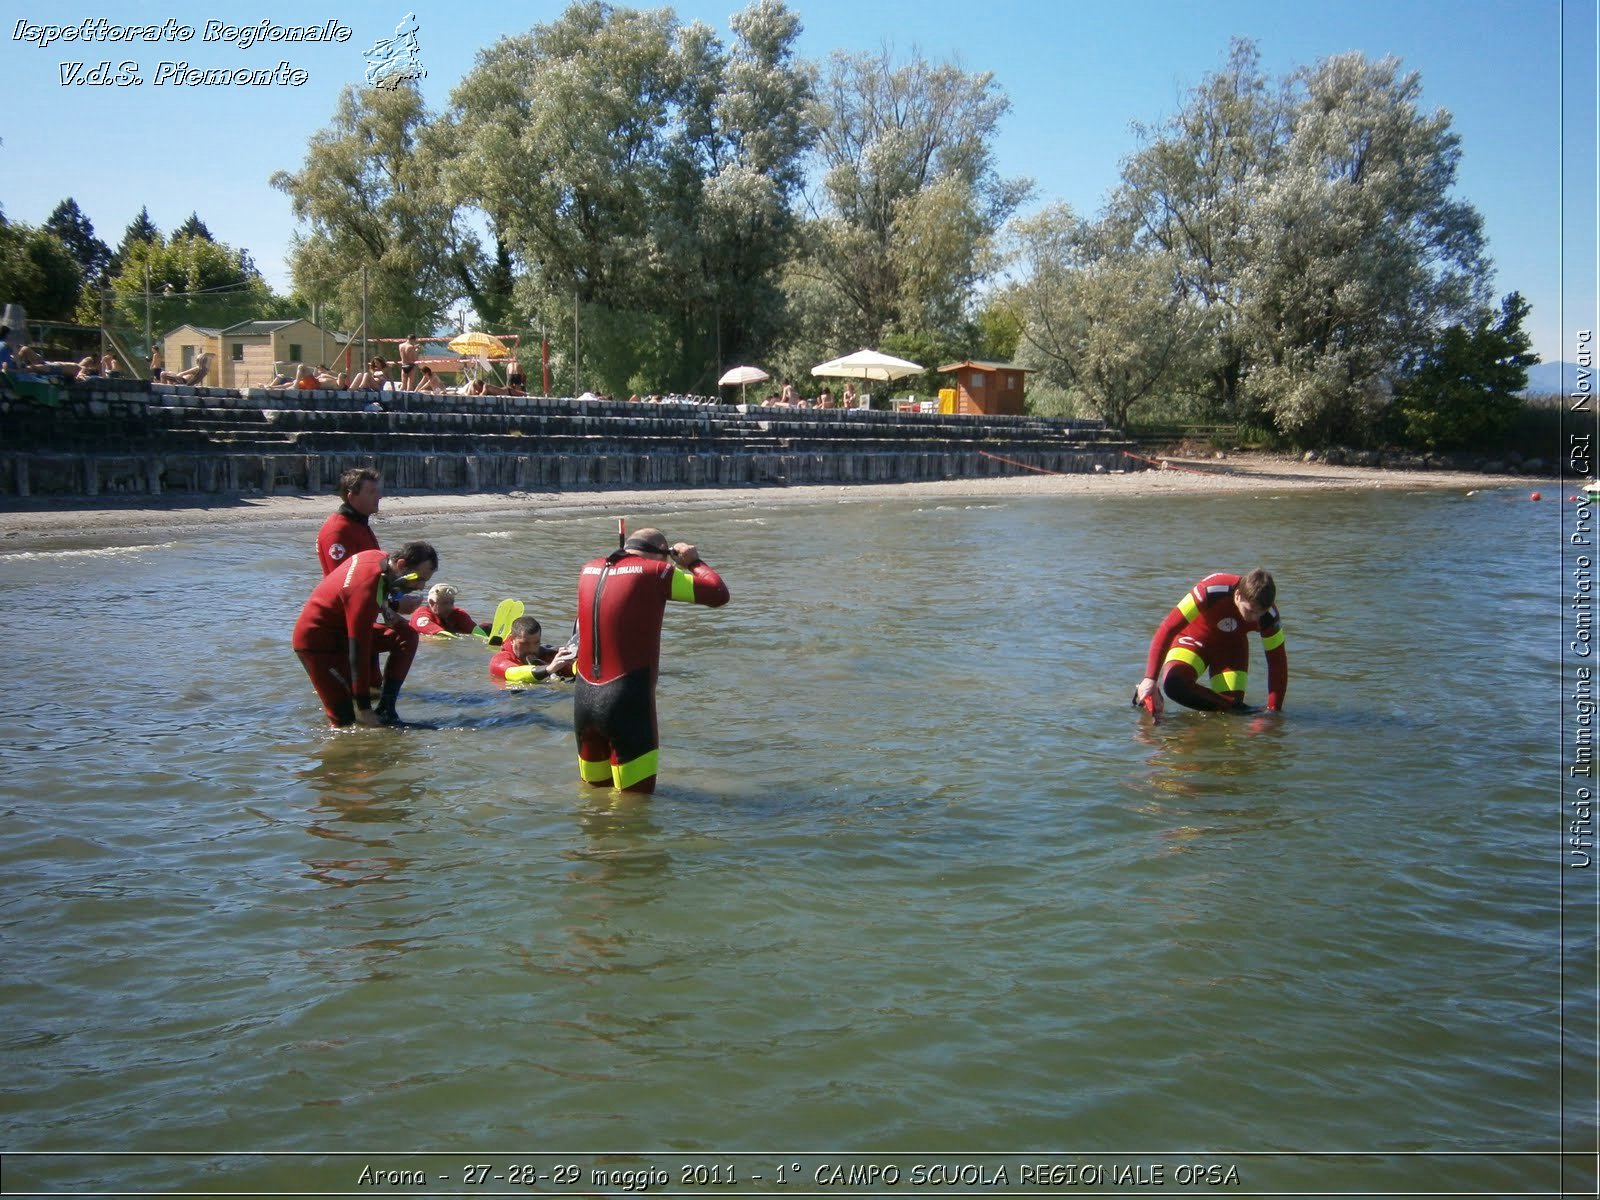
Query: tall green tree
[[271, 83, 464, 337], [448, 2, 693, 316], [1391, 291, 1538, 449], [104, 235, 276, 336], [446, 0, 815, 393], [0, 221, 82, 321], [1238, 51, 1489, 443], [1064, 39, 1493, 443], [1011, 205, 1199, 429], [799, 45, 1031, 349], [1110, 39, 1287, 423], [109, 207, 161, 278], [173, 212, 215, 242], [676, 0, 818, 372], [44, 198, 111, 290]]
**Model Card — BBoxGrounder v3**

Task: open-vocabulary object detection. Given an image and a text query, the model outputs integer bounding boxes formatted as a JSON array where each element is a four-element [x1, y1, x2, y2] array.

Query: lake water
[[0, 482, 1591, 1197]]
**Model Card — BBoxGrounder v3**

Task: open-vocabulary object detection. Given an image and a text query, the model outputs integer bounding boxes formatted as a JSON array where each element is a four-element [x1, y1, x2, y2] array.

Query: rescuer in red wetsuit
[[316, 467, 421, 703], [489, 615, 577, 684], [317, 467, 384, 575], [410, 583, 487, 637], [1135, 568, 1287, 716], [572, 527, 729, 792], [293, 542, 437, 727]]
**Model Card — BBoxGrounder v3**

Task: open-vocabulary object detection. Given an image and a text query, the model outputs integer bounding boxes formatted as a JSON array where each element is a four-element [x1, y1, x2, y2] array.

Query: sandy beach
[[0, 452, 1554, 552]]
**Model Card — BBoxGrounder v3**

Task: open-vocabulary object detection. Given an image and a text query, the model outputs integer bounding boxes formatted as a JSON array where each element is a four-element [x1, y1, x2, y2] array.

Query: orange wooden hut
[[936, 360, 1034, 415]]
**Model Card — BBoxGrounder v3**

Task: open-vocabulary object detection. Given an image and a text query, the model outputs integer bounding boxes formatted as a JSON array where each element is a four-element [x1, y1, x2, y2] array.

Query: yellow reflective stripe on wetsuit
[[1177, 593, 1201, 622], [1165, 647, 1246, 694], [613, 749, 660, 791], [578, 757, 612, 784], [1164, 645, 1207, 675], [1260, 628, 1285, 652], [501, 663, 548, 684], [1213, 668, 1248, 693], [669, 566, 697, 602]]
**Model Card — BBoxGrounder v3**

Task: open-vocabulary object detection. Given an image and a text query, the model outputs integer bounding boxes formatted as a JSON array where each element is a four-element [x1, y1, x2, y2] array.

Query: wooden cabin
[[936, 360, 1034, 416]]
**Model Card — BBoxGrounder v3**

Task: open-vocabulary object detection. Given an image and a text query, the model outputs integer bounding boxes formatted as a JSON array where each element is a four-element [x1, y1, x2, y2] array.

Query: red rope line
[[976, 450, 1070, 475], [1119, 448, 1232, 476], [978, 448, 1233, 478]]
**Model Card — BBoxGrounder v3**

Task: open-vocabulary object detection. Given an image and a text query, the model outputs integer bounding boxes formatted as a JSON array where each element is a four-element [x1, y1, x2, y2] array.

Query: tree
[[801, 46, 1030, 348], [446, 0, 815, 392], [1011, 205, 1199, 429], [0, 221, 83, 320], [971, 295, 1023, 362], [1110, 39, 1288, 424], [173, 212, 215, 242], [109, 207, 162, 277], [1391, 292, 1538, 449], [1097, 39, 1493, 444], [677, 0, 818, 371], [104, 234, 276, 336], [1239, 52, 1489, 443], [271, 83, 463, 337], [45, 198, 111, 289], [448, 3, 693, 316]]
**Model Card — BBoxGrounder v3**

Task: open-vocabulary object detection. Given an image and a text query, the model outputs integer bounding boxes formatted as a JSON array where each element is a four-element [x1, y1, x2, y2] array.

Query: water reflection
[[296, 733, 431, 830], [1126, 710, 1303, 853], [570, 791, 667, 869]]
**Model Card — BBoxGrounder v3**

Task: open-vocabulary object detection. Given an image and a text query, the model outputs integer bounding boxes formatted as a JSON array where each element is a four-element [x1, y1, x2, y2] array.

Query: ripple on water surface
[[0, 487, 1571, 1194]]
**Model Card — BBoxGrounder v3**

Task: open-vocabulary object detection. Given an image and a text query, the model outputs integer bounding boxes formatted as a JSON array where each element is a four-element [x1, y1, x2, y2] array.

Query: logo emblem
[[328, 541, 347, 562], [364, 12, 426, 89], [1218, 617, 1239, 632]]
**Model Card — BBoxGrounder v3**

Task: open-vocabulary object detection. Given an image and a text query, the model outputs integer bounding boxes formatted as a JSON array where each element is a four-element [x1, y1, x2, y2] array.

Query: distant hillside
[[1522, 360, 1584, 395]]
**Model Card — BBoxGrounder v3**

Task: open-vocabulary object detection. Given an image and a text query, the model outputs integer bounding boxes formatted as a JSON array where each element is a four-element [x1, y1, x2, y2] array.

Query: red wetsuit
[[292, 549, 418, 725], [410, 606, 481, 636], [316, 501, 418, 689], [1144, 572, 1287, 711], [489, 643, 565, 684], [317, 503, 379, 576], [572, 551, 728, 791]]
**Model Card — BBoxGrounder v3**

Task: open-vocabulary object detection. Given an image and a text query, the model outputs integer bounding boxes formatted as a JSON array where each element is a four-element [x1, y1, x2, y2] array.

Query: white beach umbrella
[[810, 348, 923, 383], [717, 364, 770, 403]]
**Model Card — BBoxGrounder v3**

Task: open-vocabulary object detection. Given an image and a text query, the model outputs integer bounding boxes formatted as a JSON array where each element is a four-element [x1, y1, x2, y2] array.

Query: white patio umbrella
[[811, 348, 924, 395], [717, 364, 770, 403]]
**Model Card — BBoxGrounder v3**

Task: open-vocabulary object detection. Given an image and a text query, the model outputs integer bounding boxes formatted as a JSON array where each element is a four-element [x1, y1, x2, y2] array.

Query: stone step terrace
[[1, 376, 1146, 498]]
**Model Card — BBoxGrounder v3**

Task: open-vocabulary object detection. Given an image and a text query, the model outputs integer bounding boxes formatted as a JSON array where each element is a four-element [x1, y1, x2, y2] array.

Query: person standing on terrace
[[398, 334, 422, 389]]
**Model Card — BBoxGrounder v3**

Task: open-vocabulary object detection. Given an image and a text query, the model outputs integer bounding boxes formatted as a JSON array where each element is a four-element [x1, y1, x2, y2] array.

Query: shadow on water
[[392, 684, 574, 732]]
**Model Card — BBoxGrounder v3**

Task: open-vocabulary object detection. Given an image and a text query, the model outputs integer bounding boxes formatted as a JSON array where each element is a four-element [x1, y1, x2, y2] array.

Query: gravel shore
[[0, 452, 1554, 552]]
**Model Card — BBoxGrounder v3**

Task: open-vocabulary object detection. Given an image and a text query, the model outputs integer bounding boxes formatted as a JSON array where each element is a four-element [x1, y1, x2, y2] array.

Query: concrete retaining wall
[[0, 378, 1146, 498]]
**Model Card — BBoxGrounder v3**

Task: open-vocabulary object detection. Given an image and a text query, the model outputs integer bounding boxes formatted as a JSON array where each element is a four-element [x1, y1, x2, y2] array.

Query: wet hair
[[624, 527, 669, 554], [427, 583, 457, 604], [338, 466, 381, 499], [394, 540, 438, 571], [1237, 568, 1276, 609], [508, 615, 542, 639]]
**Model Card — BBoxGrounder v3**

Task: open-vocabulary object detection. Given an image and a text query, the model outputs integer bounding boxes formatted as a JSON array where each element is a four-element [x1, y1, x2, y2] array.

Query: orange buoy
[[1530, 491, 1541, 501]]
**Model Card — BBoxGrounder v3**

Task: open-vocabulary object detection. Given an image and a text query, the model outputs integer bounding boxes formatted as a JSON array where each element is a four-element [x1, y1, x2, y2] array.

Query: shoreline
[[0, 452, 1555, 552]]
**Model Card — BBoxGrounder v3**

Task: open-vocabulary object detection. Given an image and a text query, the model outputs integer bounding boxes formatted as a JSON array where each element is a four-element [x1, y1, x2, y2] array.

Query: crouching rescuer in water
[[1134, 568, 1287, 716], [573, 526, 729, 793]]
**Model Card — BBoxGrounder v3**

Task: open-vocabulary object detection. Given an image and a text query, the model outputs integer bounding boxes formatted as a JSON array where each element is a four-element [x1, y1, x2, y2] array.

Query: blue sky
[[3, 0, 1594, 363]]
